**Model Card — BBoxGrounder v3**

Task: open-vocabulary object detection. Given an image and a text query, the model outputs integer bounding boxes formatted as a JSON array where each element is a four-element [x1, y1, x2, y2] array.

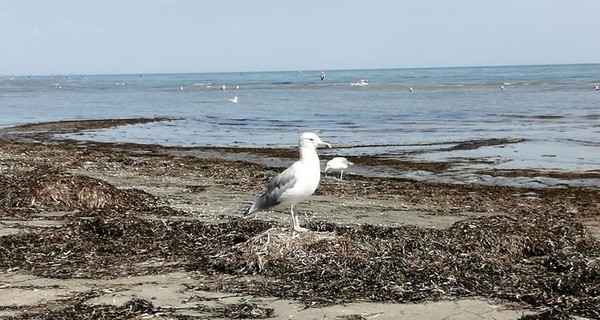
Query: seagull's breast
[[278, 159, 321, 205]]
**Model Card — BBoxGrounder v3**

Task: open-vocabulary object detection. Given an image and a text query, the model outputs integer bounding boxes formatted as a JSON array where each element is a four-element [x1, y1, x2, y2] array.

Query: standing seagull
[[325, 157, 354, 180], [245, 132, 331, 232]]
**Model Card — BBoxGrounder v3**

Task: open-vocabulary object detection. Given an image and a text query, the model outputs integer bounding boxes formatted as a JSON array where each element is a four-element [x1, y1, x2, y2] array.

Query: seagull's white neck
[[299, 146, 319, 163]]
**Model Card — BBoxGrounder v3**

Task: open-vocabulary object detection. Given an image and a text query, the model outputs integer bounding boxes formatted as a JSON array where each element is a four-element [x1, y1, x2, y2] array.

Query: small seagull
[[180, 85, 184, 91], [409, 87, 413, 92], [325, 157, 354, 180], [228, 96, 238, 103], [245, 132, 331, 232], [500, 85, 505, 90]]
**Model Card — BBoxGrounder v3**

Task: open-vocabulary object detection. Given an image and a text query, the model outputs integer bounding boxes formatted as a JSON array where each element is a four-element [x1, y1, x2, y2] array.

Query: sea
[[1, 64, 600, 183]]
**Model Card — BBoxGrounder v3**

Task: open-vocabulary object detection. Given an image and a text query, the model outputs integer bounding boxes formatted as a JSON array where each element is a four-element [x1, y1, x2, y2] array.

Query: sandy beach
[[0, 118, 599, 319]]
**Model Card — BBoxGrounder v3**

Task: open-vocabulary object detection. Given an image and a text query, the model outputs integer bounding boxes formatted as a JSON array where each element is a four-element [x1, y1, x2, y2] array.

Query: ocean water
[[1, 64, 600, 174]]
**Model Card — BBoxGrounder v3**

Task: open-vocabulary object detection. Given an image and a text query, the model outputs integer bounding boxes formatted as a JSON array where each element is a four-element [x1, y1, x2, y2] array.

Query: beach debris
[[1, 296, 274, 320], [2, 211, 597, 318], [0, 166, 153, 210]]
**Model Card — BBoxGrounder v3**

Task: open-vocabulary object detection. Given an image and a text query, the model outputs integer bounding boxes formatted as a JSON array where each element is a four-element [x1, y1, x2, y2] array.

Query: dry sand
[[0, 118, 599, 319]]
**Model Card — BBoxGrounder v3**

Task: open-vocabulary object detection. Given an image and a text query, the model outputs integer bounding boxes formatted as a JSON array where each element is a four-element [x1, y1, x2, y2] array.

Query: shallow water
[[1, 64, 599, 172]]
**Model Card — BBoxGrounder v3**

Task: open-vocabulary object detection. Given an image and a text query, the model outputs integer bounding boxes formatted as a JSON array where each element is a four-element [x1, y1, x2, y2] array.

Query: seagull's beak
[[320, 141, 332, 148], [317, 138, 331, 148]]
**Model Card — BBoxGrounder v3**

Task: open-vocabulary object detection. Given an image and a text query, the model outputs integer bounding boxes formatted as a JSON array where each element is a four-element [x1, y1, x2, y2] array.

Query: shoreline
[[0, 118, 599, 319], [4, 117, 600, 186]]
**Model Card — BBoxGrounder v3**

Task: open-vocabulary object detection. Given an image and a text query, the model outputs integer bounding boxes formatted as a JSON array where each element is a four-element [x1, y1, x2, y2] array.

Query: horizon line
[[3, 62, 599, 78]]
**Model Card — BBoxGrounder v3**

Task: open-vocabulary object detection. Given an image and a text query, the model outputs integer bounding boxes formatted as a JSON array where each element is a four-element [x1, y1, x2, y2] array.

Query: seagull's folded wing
[[246, 165, 298, 214]]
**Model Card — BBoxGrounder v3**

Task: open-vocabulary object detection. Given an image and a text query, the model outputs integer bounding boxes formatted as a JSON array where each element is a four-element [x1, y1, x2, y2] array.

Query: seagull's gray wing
[[245, 165, 298, 215]]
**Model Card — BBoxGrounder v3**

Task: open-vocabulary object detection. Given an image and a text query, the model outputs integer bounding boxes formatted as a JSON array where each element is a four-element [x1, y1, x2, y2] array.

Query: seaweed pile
[[206, 215, 600, 318], [0, 166, 156, 211], [2, 296, 273, 320], [1, 211, 598, 318]]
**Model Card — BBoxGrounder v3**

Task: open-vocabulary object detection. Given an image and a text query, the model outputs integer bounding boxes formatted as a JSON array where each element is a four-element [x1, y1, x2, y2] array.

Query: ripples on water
[[1, 64, 599, 172]]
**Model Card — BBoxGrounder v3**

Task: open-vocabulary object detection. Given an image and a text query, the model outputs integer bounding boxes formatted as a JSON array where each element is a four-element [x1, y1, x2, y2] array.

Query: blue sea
[[2, 64, 600, 175]]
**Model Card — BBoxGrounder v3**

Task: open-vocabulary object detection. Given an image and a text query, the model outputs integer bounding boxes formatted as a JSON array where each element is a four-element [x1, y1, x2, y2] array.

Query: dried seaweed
[[195, 302, 274, 319], [2, 213, 598, 318], [519, 307, 575, 320], [0, 167, 154, 211], [2, 297, 259, 320]]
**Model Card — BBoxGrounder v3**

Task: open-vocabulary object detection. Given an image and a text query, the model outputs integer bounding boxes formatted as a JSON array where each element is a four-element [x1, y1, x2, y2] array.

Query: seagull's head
[[299, 132, 331, 149]]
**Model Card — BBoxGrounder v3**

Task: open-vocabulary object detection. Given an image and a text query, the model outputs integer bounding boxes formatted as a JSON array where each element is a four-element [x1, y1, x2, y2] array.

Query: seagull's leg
[[340, 170, 344, 180], [290, 205, 308, 232]]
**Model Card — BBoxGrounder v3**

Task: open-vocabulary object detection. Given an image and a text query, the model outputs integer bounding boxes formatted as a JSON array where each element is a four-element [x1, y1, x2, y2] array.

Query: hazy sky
[[2, 0, 599, 75]]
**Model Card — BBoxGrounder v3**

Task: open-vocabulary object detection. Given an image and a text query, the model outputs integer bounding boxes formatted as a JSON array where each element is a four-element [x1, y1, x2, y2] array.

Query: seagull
[[325, 157, 354, 180], [228, 96, 238, 103], [245, 132, 331, 232]]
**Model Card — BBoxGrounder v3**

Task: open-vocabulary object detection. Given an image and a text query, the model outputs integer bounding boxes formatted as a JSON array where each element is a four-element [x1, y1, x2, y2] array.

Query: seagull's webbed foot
[[293, 226, 308, 232], [290, 205, 309, 233]]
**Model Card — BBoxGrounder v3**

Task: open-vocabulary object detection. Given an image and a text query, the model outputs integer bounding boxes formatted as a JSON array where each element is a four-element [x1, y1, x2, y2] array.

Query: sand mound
[[0, 167, 151, 211], [215, 228, 340, 273]]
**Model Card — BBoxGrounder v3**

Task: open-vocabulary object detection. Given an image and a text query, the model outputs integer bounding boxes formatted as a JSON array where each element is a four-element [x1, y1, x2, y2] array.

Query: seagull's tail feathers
[[244, 192, 280, 216], [244, 203, 259, 217]]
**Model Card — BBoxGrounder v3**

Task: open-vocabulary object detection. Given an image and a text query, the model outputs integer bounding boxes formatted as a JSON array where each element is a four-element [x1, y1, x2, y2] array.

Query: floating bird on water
[[245, 132, 331, 232], [325, 157, 354, 180], [228, 96, 238, 103]]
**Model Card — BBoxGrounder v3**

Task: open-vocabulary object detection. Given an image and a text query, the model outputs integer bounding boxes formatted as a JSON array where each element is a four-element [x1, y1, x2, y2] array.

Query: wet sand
[[0, 118, 599, 319]]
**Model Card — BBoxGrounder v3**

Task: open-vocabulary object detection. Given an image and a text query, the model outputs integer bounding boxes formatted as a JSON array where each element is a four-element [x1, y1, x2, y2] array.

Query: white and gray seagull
[[325, 157, 354, 180], [245, 132, 331, 232]]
